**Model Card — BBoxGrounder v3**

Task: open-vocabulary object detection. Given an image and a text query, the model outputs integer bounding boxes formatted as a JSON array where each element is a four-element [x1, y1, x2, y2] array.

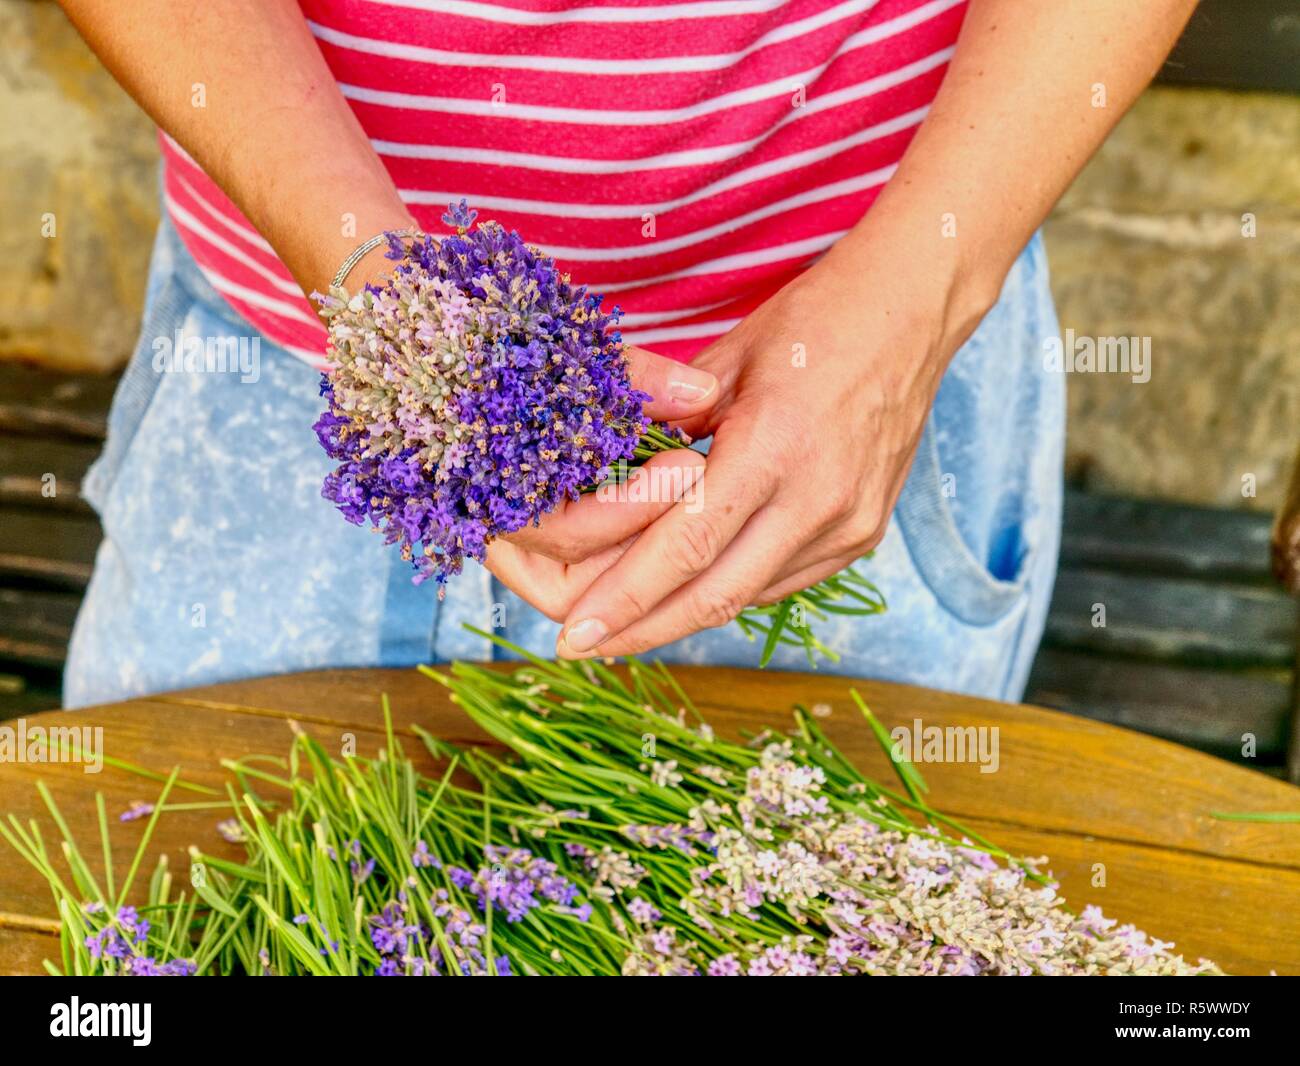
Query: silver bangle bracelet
[[330, 228, 423, 290]]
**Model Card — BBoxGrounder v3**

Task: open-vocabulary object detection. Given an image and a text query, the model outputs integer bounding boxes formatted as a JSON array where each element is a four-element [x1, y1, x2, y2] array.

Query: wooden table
[[2, 665, 1299, 976]]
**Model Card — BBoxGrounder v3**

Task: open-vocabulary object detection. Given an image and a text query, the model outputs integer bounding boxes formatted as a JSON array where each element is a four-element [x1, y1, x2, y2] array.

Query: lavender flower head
[[314, 201, 650, 586]]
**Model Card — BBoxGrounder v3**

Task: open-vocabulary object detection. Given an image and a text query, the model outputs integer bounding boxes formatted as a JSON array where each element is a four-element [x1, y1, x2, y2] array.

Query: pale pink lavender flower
[[216, 818, 245, 843], [627, 898, 661, 925], [601, 747, 1222, 977]]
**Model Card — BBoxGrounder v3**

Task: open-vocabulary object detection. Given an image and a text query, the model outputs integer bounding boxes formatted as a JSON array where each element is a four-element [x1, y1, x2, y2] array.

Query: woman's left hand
[[554, 234, 995, 659]]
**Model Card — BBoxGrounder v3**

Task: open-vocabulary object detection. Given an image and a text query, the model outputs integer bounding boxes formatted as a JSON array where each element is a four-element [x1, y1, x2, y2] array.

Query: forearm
[[833, 0, 1197, 350], [57, 0, 413, 297]]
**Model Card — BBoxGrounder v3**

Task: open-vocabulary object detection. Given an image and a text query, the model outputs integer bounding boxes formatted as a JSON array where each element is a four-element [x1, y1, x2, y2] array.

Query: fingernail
[[666, 366, 717, 404], [560, 618, 608, 655]]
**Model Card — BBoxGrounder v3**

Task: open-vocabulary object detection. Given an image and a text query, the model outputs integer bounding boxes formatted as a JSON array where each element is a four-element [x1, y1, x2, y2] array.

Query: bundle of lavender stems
[[2, 633, 1219, 976], [313, 202, 883, 666]]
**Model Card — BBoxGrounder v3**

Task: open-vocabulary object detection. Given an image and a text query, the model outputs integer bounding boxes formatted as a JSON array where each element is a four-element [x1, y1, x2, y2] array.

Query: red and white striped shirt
[[161, 0, 967, 367]]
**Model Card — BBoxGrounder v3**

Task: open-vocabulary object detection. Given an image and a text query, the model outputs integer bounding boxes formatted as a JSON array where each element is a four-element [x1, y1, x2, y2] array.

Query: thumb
[[622, 345, 719, 422]]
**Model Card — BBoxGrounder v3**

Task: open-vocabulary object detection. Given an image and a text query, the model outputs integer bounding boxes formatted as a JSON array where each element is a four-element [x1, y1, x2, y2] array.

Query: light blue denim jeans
[[64, 218, 1064, 708]]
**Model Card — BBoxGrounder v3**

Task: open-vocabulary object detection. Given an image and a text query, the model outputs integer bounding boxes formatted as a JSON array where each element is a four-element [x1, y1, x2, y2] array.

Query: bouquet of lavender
[[314, 203, 883, 665], [3, 634, 1220, 977]]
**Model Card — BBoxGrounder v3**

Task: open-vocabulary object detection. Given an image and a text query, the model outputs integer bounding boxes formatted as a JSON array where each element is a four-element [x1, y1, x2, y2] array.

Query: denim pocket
[[894, 417, 1028, 627]]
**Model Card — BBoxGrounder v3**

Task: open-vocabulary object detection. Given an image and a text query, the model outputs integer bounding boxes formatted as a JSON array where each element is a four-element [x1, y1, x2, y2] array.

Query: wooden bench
[[1156, 0, 1300, 95], [1024, 491, 1299, 776], [0, 364, 115, 715]]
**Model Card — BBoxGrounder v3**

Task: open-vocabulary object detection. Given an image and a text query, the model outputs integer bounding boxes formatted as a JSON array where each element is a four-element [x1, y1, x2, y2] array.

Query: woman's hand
[[552, 232, 995, 658], [544, 0, 1200, 660]]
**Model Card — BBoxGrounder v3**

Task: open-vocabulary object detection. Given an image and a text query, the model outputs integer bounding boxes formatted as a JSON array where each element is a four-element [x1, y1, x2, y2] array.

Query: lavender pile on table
[[439, 649, 1225, 977], [7, 644, 1228, 977], [313, 201, 648, 586]]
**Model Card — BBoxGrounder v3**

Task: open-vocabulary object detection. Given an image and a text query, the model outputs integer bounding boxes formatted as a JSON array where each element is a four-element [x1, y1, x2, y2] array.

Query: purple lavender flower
[[351, 857, 376, 885], [117, 905, 149, 944], [368, 903, 420, 956], [119, 801, 154, 823], [85, 927, 125, 960], [442, 198, 478, 230], [124, 956, 197, 977]]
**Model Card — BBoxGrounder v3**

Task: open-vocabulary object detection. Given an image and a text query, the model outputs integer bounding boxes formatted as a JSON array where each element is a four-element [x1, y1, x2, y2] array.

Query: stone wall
[[1044, 87, 1300, 512], [0, 0, 160, 374], [2, 2, 1297, 508]]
